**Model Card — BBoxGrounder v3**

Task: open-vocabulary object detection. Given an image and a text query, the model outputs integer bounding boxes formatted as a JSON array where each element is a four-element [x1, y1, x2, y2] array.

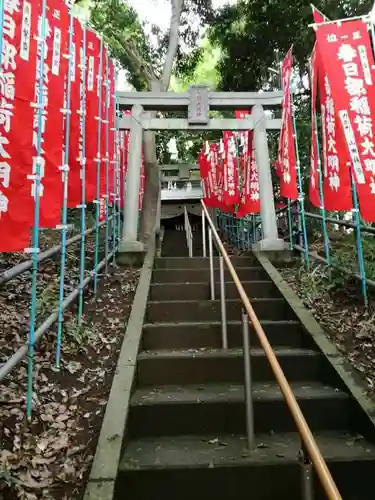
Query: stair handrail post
[[219, 255, 228, 349], [202, 208, 207, 257], [208, 227, 215, 300], [242, 309, 254, 450], [299, 441, 314, 500]]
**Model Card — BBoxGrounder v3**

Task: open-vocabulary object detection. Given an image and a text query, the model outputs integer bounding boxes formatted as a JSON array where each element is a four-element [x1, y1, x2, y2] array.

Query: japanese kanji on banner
[[222, 131, 240, 206], [276, 47, 298, 200], [0, 0, 40, 251], [310, 7, 353, 211], [38, 0, 69, 227], [315, 19, 375, 221], [234, 110, 260, 216], [67, 17, 83, 208], [199, 150, 212, 206]]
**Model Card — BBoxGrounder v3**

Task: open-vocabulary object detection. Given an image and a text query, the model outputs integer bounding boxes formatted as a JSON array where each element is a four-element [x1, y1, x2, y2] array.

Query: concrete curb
[[255, 251, 375, 424], [83, 236, 156, 500]]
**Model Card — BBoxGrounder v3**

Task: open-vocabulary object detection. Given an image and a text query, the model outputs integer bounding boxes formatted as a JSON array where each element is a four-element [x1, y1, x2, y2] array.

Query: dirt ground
[[279, 260, 375, 396], [0, 227, 139, 500]]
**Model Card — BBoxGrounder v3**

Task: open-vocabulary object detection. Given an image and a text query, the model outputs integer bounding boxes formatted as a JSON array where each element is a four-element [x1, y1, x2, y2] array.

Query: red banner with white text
[[0, 0, 39, 250], [67, 18, 83, 208], [234, 110, 260, 216], [315, 20, 375, 221], [276, 47, 298, 200], [222, 131, 240, 206], [85, 28, 101, 202]]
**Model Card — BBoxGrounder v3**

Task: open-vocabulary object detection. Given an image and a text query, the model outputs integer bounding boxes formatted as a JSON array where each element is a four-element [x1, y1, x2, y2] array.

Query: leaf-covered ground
[[279, 259, 375, 394], [0, 219, 139, 500]]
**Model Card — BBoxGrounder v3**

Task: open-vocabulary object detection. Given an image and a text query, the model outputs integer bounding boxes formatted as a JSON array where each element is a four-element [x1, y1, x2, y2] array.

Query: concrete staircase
[[116, 254, 375, 500]]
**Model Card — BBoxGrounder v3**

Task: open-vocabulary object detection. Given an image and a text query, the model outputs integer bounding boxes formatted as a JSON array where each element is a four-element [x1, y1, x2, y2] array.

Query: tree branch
[[116, 35, 159, 85], [162, 0, 184, 89]]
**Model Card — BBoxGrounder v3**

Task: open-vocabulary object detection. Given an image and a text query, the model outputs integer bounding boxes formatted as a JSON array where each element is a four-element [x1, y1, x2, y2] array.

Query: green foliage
[[90, 0, 158, 89], [64, 317, 97, 351], [209, 0, 373, 92], [172, 38, 221, 91]]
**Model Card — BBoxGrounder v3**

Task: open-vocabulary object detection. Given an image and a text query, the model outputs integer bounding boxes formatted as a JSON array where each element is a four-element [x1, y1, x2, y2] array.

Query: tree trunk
[[138, 0, 184, 245]]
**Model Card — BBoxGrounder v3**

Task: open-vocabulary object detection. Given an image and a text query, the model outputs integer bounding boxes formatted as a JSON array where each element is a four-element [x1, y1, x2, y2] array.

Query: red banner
[[237, 131, 260, 216], [67, 17, 83, 208], [315, 20, 375, 221], [277, 47, 298, 200], [199, 150, 212, 206], [85, 28, 100, 202], [0, 0, 40, 251], [319, 61, 353, 210], [119, 128, 129, 210], [38, 0, 69, 227], [222, 131, 240, 206], [234, 110, 260, 215]]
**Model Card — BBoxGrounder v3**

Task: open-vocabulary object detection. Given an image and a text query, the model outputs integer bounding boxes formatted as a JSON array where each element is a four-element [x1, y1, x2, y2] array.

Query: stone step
[[149, 281, 279, 301], [136, 347, 325, 386], [128, 382, 350, 437], [152, 267, 268, 283], [118, 432, 375, 500], [154, 256, 259, 269], [146, 299, 295, 323], [142, 320, 311, 350]]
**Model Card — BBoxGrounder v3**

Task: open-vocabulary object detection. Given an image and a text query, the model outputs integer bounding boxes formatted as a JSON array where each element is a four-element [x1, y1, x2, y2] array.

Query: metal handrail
[[201, 200, 342, 500], [184, 206, 193, 257]]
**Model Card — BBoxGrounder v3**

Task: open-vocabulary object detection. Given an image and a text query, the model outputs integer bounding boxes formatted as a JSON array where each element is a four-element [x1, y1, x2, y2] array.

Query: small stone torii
[[117, 85, 285, 263]]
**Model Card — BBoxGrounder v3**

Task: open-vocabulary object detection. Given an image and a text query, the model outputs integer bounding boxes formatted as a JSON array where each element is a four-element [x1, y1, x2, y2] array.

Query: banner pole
[[26, 0, 48, 419], [111, 72, 117, 265], [78, 23, 87, 323], [115, 96, 121, 249], [56, 6, 74, 368], [112, 70, 120, 258], [287, 199, 293, 250], [350, 174, 368, 307], [291, 92, 310, 268], [103, 52, 110, 273], [313, 108, 331, 273], [93, 37, 103, 295]]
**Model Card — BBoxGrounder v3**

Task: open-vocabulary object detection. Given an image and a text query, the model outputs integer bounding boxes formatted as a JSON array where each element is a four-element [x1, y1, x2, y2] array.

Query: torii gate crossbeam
[[117, 87, 285, 265]]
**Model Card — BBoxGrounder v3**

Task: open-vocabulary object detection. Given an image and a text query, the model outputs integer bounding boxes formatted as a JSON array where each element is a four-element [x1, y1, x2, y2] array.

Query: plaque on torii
[[188, 85, 210, 125]]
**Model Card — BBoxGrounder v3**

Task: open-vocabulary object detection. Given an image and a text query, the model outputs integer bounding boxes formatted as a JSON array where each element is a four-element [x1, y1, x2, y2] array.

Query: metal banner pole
[[351, 174, 368, 308], [291, 92, 310, 267], [312, 101, 331, 273], [56, 6, 74, 368], [78, 22, 87, 323], [111, 67, 118, 262], [93, 37, 103, 294], [26, 0, 48, 419], [103, 52, 110, 272]]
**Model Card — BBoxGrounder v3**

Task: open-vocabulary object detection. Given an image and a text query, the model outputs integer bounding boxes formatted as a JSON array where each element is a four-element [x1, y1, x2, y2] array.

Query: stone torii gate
[[117, 86, 285, 262]]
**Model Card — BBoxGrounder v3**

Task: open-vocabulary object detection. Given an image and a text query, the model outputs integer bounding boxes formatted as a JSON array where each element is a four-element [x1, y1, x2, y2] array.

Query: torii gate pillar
[[118, 104, 145, 265], [251, 104, 285, 251]]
